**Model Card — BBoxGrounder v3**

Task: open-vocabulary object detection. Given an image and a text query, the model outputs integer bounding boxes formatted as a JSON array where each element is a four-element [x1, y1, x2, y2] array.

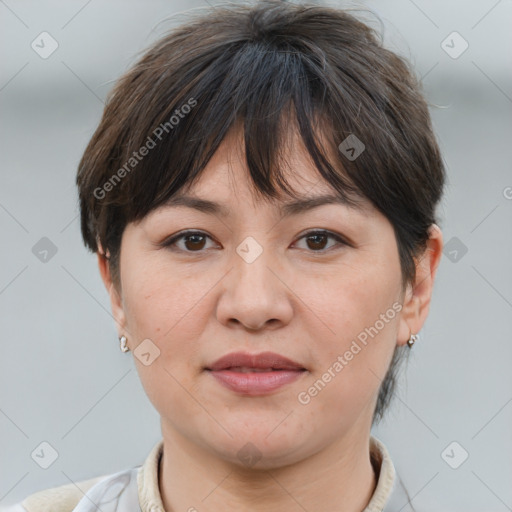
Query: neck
[[158, 425, 377, 512]]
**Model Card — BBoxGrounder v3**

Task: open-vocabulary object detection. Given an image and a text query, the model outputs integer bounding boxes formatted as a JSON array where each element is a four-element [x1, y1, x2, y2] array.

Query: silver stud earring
[[407, 332, 418, 347], [119, 335, 130, 352]]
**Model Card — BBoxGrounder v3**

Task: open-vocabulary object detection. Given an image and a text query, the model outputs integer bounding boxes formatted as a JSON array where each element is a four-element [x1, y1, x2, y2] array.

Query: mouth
[[206, 351, 306, 372], [205, 351, 307, 396], [222, 367, 291, 373]]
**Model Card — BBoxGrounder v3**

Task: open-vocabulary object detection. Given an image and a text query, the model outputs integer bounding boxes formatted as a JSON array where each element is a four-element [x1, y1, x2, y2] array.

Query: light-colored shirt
[[1, 436, 415, 511]]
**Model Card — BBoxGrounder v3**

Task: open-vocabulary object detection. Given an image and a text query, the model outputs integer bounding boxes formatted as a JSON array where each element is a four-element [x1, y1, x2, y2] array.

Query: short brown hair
[[76, 0, 445, 423]]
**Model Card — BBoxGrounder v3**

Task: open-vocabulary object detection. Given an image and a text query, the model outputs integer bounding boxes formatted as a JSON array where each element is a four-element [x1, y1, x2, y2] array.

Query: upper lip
[[206, 351, 306, 371]]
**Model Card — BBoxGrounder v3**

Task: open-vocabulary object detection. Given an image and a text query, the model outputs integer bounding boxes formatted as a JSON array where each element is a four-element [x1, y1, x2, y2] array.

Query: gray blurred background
[[1, 0, 511, 510]]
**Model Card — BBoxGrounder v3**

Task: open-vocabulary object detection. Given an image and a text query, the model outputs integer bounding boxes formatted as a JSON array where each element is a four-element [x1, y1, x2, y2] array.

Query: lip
[[205, 351, 307, 396], [207, 351, 306, 372]]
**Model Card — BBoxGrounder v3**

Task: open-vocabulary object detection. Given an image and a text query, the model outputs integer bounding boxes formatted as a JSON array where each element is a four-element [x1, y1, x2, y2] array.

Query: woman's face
[[101, 128, 439, 468]]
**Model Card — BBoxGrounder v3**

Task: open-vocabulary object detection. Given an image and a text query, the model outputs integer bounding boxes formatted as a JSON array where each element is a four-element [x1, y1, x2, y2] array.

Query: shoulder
[[2, 440, 163, 512], [0, 474, 109, 512]]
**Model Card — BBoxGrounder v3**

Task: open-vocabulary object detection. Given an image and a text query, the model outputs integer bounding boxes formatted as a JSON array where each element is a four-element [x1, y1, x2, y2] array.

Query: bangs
[[107, 40, 364, 225]]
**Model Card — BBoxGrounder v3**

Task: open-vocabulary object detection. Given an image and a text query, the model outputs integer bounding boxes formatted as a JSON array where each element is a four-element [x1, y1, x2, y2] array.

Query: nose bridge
[[216, 234, 292, 330], [232, 234, 275, 298]]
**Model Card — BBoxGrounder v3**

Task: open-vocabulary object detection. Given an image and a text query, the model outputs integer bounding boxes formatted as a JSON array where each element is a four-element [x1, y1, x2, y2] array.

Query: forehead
[[160, 190, 372, 221]]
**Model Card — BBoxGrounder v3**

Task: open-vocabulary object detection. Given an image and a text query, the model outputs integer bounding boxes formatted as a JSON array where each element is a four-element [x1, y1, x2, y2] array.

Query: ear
[[96, 242, 127, 339], [397, 224, 443, 346]]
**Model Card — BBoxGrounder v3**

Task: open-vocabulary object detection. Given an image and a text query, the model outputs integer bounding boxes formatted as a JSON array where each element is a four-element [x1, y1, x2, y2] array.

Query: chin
[[199, 419, 313, 468]]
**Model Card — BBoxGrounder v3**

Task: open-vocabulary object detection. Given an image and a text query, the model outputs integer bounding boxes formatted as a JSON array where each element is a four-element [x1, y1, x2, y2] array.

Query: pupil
[[186, 235, 205, 250], [308, 234, 326, 250]]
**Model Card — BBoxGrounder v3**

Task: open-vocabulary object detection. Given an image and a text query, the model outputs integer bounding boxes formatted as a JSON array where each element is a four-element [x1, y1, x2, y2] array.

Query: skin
[[98, 126, 443, 512]]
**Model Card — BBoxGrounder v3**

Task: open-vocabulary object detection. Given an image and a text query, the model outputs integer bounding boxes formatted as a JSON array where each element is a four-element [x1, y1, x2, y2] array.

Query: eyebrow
[[161, 192, 369, 218]]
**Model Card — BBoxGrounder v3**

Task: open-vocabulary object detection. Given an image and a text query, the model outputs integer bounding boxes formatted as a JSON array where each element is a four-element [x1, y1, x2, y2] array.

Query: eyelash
[[160, 229, 349, 254]]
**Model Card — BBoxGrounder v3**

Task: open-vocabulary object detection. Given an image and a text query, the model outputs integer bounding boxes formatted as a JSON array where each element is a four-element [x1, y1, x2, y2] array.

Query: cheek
[[120, 258, 220, 408], [121, 263, 213, 422], [292, 250, 401, 408], [298, 254, 400, 349], [122, 259, 210, 342]]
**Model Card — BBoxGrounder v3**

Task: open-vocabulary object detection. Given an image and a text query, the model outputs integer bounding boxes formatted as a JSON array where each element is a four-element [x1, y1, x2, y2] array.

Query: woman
[[5, 1, 444, 510]]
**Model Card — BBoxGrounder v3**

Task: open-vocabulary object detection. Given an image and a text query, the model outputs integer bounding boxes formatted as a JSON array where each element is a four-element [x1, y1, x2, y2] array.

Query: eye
[[160, 229, 348, 254], [161, 230, 217, 252], [293, 230, 347, 252]]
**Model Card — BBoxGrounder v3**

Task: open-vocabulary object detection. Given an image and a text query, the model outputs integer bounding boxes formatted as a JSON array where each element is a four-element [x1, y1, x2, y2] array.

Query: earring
[[407, 332, 418, 347], [119, 335, 130, 352]]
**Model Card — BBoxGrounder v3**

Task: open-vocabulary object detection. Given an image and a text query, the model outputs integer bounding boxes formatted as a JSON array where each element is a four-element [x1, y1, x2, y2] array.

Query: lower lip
[[207, 369, 306, 396]]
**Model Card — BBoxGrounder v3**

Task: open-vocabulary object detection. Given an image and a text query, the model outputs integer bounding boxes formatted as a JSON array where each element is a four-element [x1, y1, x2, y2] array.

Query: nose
[[215, 243, 293, 331]]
